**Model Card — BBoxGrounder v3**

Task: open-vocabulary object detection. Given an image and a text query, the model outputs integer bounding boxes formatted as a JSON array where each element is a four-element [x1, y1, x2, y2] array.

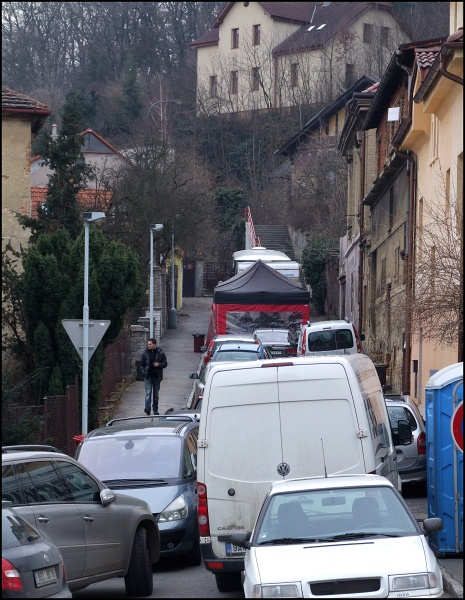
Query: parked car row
[[193, 351, 441, 596]]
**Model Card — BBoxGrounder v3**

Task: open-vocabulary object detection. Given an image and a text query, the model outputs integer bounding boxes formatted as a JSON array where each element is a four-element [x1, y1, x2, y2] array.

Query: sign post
[[62, 319, 110, 434]]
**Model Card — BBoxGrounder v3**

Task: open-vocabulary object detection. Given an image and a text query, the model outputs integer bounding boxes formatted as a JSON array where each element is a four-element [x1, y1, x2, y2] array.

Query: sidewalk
[[113, 297, 212, 419], [407, 495, 463, 597]]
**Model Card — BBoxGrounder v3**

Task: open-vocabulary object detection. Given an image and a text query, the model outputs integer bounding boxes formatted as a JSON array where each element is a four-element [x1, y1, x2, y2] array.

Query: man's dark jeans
[[144, 376, 161, 413]]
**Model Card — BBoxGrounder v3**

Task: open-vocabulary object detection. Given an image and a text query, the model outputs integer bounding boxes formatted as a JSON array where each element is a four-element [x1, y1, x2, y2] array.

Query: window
[[251, 66, 260, 91], [380, 26, 390, 47], [183, 443, 195, 478], [345, 63, 355, 87], [394, 247, 400, 282], [56, 461, 100, 503], [389, 186, 394, 231], [308, 329, 354, 352], [363, 23, 373, 43], [231, 27, 239, 49], [253, 24, 260, 45], [380, 257, 386, 295], [291, 62, 298, 87], [2, 465, 22, 505], [17, 461, 68, 503], [431, 114, 439, 160], [209, 75, 217, 98], [230, 70, 238, 95], [445, 168, 450, 222], [386, 406, 417, 432]]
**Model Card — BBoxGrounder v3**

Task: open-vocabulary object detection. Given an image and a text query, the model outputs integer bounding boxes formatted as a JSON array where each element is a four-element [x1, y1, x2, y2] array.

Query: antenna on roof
[[308, 2, 331, 30], [321, 437, 328, 478]]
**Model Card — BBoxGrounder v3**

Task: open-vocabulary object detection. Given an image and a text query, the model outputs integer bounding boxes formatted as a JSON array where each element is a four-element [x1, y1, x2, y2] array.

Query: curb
[[441, 567, 463, 598]]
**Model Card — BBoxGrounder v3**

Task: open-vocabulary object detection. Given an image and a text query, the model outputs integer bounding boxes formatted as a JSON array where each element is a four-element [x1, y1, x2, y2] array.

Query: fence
[[98, 328, 132, 404]]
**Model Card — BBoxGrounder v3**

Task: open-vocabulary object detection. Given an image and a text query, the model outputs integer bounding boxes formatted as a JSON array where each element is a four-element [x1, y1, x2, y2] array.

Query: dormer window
[[253, 24, 261, 45], [231, 28, 239, 49]]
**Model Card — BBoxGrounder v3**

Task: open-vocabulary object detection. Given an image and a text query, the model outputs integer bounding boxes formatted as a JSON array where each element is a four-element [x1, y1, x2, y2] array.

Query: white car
[[235, 474, 443, 598], [297, 320, 363, 356]]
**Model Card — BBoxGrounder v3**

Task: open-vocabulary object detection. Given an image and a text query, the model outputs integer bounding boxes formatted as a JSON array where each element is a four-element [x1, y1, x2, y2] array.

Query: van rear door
[[204, 366, 283, 556], [277, 363, 367, 477]]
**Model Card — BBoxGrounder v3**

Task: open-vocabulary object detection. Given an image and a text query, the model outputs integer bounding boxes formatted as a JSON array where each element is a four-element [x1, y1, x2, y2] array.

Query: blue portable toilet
[[425, 362, 463, 555]]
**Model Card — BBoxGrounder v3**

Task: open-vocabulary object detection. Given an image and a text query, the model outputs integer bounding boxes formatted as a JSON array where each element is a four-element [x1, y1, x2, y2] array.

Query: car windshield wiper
[[258, 537, 322, 545], [322, 532, 402, 541], [102, 478, 168, 487]]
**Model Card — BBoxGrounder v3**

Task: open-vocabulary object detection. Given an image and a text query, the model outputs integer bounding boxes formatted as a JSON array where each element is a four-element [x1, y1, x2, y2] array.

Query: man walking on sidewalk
[[140, 338, 168, 415]]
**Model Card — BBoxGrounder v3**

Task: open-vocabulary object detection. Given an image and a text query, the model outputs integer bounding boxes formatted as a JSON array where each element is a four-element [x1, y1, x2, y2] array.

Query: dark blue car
[[76, 416, 200, 564]]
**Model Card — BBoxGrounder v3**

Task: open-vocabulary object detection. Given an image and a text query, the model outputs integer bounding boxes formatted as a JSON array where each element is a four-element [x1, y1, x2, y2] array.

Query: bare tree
[[413, 169, 463, 356]]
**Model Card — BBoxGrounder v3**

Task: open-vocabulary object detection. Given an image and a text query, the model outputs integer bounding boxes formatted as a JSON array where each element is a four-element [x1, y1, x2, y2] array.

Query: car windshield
[[212, 351, 259, 362], [254, 486, 417, 545], [308, 329, 354, 352], [2, 510, 40, 548], [78, 436, 182, 480]]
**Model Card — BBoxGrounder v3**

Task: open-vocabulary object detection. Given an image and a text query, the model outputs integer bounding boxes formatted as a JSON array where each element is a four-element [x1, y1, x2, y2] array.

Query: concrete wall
[[2, 117, 32, 251]]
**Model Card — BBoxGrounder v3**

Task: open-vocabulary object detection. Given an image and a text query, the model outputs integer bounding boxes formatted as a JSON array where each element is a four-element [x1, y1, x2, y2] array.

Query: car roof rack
[[105, 415, 196, 427], [2, 444, 60, 454]]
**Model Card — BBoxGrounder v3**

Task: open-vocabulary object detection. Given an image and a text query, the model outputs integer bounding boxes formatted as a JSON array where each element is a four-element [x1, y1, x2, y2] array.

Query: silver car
[[2, 445, 160, 596], [385, 396, 426, 488]]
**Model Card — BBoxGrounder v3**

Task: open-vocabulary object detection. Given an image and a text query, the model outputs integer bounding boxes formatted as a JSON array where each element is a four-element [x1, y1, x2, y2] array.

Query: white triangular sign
[[61, 319, 111, 361]]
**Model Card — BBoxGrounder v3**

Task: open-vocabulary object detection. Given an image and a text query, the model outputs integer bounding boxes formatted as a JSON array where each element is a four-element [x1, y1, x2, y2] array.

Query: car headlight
[[389, 573, 438, 591], [252, 582, 303, 598], [159, 495, 188, 522]]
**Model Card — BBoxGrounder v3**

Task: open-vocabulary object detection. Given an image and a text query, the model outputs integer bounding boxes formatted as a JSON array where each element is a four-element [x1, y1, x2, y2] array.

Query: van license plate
[[34, 566, 57, 587], [226, 543, 245, 556]]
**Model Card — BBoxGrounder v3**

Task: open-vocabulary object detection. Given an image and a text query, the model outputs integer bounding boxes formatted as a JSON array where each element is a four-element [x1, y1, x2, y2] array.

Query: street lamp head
[[83, 212, 106, 222], [151, 223, 164, 232]]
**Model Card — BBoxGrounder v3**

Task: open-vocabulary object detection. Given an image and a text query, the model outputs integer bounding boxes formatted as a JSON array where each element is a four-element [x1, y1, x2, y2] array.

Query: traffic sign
[[451, 401, 463, 453], [61, 319, 110, 361]]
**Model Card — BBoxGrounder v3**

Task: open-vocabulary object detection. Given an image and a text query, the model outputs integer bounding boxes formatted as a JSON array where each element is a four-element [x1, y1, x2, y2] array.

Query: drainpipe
[[358, 132, 366, 336], [403, 150, 417, 396], [440, 42, 463, 86]]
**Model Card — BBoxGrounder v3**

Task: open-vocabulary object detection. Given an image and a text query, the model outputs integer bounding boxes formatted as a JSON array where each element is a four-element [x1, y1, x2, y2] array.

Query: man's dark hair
[[148, 338, 157, 344]]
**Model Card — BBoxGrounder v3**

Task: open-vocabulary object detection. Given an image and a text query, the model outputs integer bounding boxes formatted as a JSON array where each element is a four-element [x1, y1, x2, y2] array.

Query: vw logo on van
[[277, 462, 290, 476]]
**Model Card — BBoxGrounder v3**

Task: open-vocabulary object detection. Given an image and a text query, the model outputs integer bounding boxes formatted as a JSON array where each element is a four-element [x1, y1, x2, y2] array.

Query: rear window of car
[[78, 435, 182, 481], [2, 510, 40, 548], [256, 331, 289, 344], [212, 351, 260, 362], [387, 406, 418, 431], [308, 329, 354, 352]]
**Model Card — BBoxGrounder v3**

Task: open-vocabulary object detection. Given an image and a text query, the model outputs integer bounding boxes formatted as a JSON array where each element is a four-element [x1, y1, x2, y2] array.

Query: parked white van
[[196, 354, 400, 592], [297, 319, 363, 356]]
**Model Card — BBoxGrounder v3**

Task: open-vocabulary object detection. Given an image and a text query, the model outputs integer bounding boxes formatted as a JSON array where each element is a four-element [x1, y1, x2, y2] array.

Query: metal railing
[[244, 206, 261, 247]]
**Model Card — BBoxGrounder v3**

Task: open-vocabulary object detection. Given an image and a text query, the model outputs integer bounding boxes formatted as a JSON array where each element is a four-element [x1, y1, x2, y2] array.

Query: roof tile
[[2, 87, 50, 114]]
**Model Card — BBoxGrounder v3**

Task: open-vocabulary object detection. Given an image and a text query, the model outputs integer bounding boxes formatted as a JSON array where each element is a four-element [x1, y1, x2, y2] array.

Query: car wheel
[[125, 527, 153, 597], [185, 532, 202, 566], [215, 572, 242, 592]]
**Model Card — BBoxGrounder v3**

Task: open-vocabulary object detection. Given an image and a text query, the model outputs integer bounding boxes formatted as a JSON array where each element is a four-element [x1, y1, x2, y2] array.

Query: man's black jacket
[[140, 347, 168, 380]]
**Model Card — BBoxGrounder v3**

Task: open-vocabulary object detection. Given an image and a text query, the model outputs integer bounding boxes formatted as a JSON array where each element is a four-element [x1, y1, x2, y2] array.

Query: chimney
[[51, 123, 58, 140]]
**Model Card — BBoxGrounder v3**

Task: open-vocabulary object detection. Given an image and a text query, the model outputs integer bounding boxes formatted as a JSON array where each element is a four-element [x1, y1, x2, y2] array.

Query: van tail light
[[353, 325, 362, 352], [197, 482, 210, 536], [417, 432, 426, 455], [301, 329, 307, 355], [2, 558, 22, 591], [285, 347, 296, 356]]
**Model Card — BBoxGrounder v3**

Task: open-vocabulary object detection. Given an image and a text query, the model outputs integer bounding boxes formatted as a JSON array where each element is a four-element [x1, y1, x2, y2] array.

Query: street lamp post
[[168, 227, 177, 329], [150, 224, 164, 338], [82, 211, 105, 435], [147, 98, 181, 145]]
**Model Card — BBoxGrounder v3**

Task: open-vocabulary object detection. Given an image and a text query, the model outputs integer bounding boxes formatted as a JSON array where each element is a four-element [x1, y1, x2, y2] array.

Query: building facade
[[2, 88, 50, 251], [192, 2, 409, 114], [399, 2, 463, 410]]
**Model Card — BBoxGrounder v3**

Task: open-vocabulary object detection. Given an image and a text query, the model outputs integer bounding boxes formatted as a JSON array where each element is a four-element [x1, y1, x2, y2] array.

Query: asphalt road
[[73, 556, 241, 598]]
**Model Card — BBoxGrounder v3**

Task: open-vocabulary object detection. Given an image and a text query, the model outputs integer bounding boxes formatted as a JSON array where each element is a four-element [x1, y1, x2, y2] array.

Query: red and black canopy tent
[[206, 260, 310, 344]]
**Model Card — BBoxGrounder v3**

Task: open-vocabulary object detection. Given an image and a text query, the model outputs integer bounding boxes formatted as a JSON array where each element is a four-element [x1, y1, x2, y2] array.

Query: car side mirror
[[229, 532, 251, 549], [397, 419, 413, 445], [100, 488, 115, 506], [423, 517, 443, 535], [190, 373, 199, 379]]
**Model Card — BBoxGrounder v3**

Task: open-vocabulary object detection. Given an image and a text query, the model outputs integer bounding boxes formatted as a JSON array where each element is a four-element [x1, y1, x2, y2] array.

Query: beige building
[[192, 2, 409, 114], [400, 2, 463, 410], [2, 88, 50, 251]]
